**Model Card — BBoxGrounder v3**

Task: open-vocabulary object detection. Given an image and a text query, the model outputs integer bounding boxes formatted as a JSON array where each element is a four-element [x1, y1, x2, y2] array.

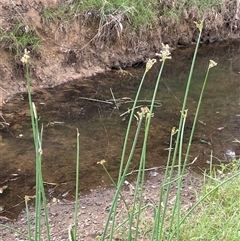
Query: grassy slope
[[43, 0, 227, 28]]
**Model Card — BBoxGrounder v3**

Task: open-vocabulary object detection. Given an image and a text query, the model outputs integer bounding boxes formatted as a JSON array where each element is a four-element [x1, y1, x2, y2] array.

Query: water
[[1, 40, 240, 220]]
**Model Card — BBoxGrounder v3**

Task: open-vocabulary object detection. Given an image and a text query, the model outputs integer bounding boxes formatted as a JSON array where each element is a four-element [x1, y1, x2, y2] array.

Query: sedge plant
[[21, 49, 51, 241], [0, 49, 81, 240], [23, 50, 81, 241], [98, 19, 221, 241], [99, 44, 172, 240], [151, 20, 204, 241]]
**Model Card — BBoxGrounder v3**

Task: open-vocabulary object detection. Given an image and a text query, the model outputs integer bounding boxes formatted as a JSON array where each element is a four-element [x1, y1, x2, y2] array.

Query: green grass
[[180, 161, 240, 241], [0, 22, 40, 57], [41, 0, 158, 29], [40, 0, 225, 28], [103, 161, 240, 241], [42, 5, 74, 24], [78, 0, 157, 27]]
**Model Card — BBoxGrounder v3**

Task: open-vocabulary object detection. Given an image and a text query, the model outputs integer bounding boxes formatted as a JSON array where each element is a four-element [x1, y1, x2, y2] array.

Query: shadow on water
[[1, 40, 240, 220]]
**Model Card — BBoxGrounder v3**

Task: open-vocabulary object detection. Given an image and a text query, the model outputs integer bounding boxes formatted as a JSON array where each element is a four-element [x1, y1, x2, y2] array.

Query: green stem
[[167, 111, 187, 241], [73, 128, 80, 240], [170, 25, 203, 176], [182, 66, 211, 174], [118, 71, 147, 182], [129, 59, 166, 240], [153, 128, 174, 241], [104, 114, 143, 241], [101, 164, 129, 213], [25, 199, 32, 240]]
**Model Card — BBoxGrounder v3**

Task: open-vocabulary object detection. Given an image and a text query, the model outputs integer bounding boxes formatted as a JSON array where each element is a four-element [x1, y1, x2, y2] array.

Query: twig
[[125, 157, 198, 176], [78, 97, 113, 105]]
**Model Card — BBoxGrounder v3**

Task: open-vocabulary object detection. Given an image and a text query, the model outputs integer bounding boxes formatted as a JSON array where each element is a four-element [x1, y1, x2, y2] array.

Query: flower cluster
[[21, 48, 30, 64], [171, 127, 178, 136], [194, 19, 204, 31], [137, 106, 154, 119], [209, 59, 217, 69], [145, 58, 157, 73], [156, 43, 172, 62], [97, 159, 106, 165]]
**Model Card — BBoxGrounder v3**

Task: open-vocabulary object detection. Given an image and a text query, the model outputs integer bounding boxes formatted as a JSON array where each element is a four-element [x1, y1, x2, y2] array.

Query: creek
[[0, 40, 240, 220]]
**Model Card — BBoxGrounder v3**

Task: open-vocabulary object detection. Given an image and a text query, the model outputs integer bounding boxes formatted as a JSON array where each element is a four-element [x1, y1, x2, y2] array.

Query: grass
[[42, 5, 75, 24], [39, 0, 228, 32], [0, 0, 235, 59], [40, 0, 224, 27], [180, 160, 240, 241], [0, 22, 40, 57], [77, 0, 158, 27]]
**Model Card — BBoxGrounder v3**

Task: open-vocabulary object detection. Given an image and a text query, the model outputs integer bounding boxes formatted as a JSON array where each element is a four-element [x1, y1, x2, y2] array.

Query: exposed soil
[[0, 0, 239, 239], [0, 169, 203, 240]]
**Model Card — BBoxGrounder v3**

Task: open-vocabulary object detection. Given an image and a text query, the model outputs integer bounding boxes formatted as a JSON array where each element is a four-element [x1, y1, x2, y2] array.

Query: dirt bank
[[0, 0, 240, 105]]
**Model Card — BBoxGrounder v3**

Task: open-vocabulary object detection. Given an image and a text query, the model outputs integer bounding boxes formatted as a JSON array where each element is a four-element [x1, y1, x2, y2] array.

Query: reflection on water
[[1, 40, 240, 219]]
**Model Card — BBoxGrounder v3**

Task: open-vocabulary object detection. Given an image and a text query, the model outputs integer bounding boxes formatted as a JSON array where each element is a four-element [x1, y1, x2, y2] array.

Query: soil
[[0, 0, 239, 239], [0, 169, 203, 240]]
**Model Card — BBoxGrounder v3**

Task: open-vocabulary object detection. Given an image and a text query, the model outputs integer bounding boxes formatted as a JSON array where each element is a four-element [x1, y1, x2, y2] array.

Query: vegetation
[[0, 22, 39, 57], [0, 0, 238, 59], [42, 0, 157, 27], [0, 1, 239, 240], [41, 0, 224, 27], [0, 50, 80, 241], [1, 18, 239, 241], [180, 160, 240, 240]]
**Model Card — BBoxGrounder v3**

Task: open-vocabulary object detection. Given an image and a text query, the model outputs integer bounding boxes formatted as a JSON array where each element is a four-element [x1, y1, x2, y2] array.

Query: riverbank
[[0, 169, 205, 240], [1, 165, 240, 240]]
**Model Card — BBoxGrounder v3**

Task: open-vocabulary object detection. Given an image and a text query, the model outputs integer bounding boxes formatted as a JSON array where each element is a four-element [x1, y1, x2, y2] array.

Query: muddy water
[[1, 40, 240, 220]]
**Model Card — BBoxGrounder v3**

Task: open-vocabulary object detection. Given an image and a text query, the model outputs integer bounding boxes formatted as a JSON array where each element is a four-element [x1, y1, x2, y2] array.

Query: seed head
[[156, 43, 172, 62], [145, 58, 156, 72], [21, 48, 30, 64], [194, 19, 204, 31], [209, 60, 217, 69], [97, 159, 106, 165]]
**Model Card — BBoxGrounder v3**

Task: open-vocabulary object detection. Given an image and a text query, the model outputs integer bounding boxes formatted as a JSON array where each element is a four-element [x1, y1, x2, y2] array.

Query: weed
[[42, 6, 73, 24], [0, 22, 40, 57]]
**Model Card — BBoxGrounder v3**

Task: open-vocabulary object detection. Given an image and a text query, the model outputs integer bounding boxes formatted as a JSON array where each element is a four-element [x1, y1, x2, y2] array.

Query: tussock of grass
[[0, 22, 39, 56], [77, 0, 157, 27]]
